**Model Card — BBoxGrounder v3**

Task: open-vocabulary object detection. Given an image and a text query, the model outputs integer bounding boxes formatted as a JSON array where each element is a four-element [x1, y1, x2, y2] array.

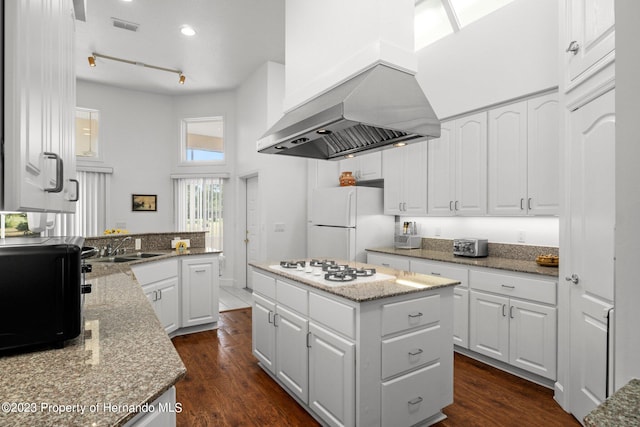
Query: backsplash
[[421, 238, 558, 261], [84, 231, 206, 252]]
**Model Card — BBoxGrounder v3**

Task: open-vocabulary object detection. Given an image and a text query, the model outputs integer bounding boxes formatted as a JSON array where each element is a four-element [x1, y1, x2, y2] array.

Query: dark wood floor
[[172, 308, 580, 427]]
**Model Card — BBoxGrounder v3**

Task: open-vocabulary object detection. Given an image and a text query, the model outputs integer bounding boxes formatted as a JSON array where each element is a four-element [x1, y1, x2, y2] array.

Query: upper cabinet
[[563, 0, 615, 92], [2, 0, 78, 213], [428, 113, 487, 216], [488, 93, 559, 216], [339, 151, 382, 182], [383, 142, 428, 215]]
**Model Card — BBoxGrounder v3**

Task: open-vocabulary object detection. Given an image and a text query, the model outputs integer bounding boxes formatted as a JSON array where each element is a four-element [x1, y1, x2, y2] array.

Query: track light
[[88, 52, 185, 85]]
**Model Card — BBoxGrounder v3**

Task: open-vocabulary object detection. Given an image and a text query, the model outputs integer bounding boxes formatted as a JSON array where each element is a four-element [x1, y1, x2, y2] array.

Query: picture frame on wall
[[132, 194, 157, 212]]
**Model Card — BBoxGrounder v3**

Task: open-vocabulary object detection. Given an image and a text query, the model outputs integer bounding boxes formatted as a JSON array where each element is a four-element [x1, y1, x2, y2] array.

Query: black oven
[[0, 236, 93, 353]]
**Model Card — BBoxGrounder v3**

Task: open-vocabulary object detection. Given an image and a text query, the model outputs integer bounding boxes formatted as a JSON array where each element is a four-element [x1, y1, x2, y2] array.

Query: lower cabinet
[[181, 256, 219, 328], [132, 254, 220, 337], [123, 386, 178, 427], [469, 270, 557, 380], [251, 268, 453, 427]]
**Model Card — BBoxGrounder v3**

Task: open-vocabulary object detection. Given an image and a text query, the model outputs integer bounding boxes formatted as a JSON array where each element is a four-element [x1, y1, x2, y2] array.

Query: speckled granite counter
[[366, 247, 559, 277], [0, 249, 219, 427], [584, 379, 640, 426], [250, 260, 460, 302]]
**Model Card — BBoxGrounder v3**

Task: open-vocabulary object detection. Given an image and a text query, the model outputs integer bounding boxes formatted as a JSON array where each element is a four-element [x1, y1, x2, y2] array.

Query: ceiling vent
[[111, 17, 139, 32]]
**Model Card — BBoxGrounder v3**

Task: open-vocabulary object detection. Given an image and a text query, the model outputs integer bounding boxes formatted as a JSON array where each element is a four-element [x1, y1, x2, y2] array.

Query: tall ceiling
[[75, 0, 285, 95]]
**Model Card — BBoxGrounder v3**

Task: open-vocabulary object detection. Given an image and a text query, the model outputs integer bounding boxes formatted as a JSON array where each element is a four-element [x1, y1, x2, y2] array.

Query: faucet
[[109, 236, 132, 256]]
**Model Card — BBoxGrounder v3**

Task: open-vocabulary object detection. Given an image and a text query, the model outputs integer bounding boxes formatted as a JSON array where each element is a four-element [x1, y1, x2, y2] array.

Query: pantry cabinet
[[383, 141, 428, 215], [487, 93, 559, 216], [427, 113, 487, 216], [563, 0, 615, 92], [2, 0, 78, 212]]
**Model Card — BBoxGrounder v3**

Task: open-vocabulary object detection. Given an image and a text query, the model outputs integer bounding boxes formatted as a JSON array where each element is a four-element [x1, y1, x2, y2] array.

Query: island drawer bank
[[0, 248, 220, 426], [250, 261, 459, 427]]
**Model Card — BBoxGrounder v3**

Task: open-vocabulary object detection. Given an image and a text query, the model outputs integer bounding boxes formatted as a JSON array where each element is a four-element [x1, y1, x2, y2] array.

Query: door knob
[[565, 273, 579, 284], [566, 40, 580, 55]]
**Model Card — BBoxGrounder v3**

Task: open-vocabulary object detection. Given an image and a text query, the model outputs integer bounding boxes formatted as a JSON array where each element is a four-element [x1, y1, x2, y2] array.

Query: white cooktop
[[269, 265, 396, 288]]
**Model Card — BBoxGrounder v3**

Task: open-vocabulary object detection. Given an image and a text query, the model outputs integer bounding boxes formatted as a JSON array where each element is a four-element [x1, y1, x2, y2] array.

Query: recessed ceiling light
[[180, 25, 196, 36]]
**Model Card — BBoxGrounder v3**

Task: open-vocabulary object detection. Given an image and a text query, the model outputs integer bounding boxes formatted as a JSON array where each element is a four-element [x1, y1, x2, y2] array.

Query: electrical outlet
[[517, 230, 526, 243], [135, 239, 142, 250]]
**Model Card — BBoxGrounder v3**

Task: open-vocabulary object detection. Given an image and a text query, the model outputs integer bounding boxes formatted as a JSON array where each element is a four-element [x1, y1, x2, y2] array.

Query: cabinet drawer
[[470, 269, 556, 305], [277, 279, 308, 315], [410, 260, 469, 288], [131, 259, 178, 285], [309, 292, 355, 339], [381, 295, 440, 336], [253, 271, 276, 299], [367, 253, 410, 271], [381, 325, 440, 379], [382, 363, 442, 427]]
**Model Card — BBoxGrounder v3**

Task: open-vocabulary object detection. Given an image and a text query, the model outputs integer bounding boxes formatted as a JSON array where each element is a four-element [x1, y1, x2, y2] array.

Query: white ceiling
[[75, 0, 285, 95]]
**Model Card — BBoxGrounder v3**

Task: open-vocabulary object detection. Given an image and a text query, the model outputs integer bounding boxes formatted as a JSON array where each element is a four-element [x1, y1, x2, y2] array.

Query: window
[[76, 108, 100, 159], [182, 117, 225, 163], [415, 0, 515, 50], [0, 213, 36, 238], [173, 177, 224, 250]]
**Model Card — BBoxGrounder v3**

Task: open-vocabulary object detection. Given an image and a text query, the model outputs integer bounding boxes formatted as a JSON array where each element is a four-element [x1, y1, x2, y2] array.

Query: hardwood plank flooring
[[172, 308, 580, 426]]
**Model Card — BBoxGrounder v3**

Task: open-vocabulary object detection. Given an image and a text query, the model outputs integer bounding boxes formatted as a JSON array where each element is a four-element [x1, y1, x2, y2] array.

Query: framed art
[[132, 194, 157, 212]]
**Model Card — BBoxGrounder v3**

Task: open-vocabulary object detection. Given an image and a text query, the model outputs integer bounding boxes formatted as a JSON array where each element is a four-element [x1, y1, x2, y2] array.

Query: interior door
[[568, 89, 615, 421], [245, 176, 259, 289]]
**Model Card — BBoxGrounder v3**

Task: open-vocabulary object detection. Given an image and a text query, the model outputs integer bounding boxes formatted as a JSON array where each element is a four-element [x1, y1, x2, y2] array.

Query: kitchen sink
[[92, 253, 164, 263]]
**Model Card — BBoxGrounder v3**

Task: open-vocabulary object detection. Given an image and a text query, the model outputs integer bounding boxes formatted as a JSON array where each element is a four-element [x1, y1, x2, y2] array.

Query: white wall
[[416, 0, 558, 119], [614, 0, 640, 388], [235, 62, 308, 286], [76, 80, 174, 233], [401, 216, 559, 247]]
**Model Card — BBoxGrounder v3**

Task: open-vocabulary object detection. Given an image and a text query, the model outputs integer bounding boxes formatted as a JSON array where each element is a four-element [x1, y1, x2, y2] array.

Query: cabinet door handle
[[528, 197, 532, 210], [520, 198, 524, 210], [158, 289, 162, 300], [399, 202, 402, 211], [501, 284, 515, 289], [408, 349, 423, 356], [408, 312, 423, 318], [306, 332, 312, 348], [509, 305, 514, 319], [566, 40, 580, 55], [565, 274, 580, 285], [267, 311, 273, 324], [408, 397, 423, 406], [152, 290, 158, 301], [43, 152, 64, 193], [273, 313, 279, 327], [454, 200, 459, 211], [502, 304, 507, 317], [69, 179, 80, 202]]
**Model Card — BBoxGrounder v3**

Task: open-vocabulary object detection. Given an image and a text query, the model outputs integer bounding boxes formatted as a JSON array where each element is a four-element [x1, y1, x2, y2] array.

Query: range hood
[[257, 64, 440, 160]]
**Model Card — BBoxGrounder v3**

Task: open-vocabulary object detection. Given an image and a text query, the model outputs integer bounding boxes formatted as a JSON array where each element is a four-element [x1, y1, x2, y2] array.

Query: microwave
[[0, 236, 90, 353], [453, 238, 488, 257]]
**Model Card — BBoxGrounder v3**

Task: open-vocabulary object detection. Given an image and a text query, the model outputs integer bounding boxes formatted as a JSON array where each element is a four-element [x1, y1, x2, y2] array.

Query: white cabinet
[[469, 269, 557, 380], [132, 259, 180, 335], [410, 259, 469, 348], [181, 255, 219, 328], [488, 94, 559, 216], [252, 293, 277, 373], [124, 386, 178, 427], [367, 252, 410, 271], [275, 304, 309, 403], [308, 322, 355, 427], [563, 0, 615, 91], [339, 151, 382, 181], [427, 113, 487, 216], [2, 0, 78, 212], [383, 141, 428, 215]]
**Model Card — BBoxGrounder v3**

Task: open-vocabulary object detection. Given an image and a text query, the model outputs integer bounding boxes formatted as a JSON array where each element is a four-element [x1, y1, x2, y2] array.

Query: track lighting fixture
[[88, 52, 185, 85]]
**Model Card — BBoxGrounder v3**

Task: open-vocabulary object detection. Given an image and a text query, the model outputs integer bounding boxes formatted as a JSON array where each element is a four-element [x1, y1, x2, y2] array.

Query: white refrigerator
[[307, 186, 394, 262]]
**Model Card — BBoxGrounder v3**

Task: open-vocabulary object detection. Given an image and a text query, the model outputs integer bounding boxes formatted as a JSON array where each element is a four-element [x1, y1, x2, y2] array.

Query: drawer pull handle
[[408, 397, 423, 406], [501, 284, 515, 289], [408, 312, 423, 318], [430, 272, 441, 276], [408, 349, 423, 356], [195, 269, 207, 273]]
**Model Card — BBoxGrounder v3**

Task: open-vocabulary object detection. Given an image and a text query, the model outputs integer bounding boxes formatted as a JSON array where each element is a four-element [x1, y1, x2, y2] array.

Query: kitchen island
[[0, 249, 217, 427], [250, 260, 459, 427]]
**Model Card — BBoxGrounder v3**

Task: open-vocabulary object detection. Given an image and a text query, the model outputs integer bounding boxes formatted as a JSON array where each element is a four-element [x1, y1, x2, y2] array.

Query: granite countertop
[[0, 252, 223, 426], [250, 260, 460, 302], [366, 247, 560, 277], [584, 379, 640, 426]]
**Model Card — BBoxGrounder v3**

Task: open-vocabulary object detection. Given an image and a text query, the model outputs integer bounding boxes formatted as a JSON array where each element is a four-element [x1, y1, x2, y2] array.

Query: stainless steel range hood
[[257, 64, 440, 160]]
